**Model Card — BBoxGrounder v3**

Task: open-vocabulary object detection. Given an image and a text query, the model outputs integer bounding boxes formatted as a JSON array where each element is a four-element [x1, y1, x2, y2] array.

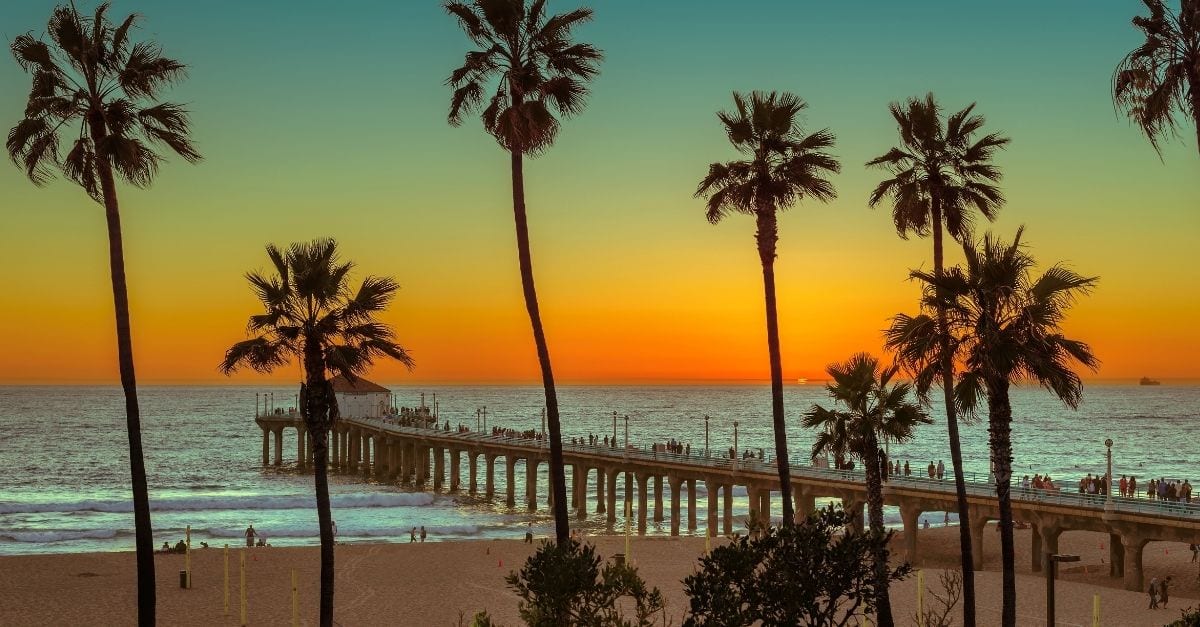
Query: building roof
[[330, 375, 390, 395]]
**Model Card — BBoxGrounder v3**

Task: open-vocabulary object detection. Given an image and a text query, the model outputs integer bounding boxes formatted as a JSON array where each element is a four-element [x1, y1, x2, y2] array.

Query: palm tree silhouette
[[887, 229, 1098, 627], [697, 91, 839, 524], [444, 0, 603, 544], [805, 353, 931, 627], [220, 239, 414, 627], [1113, 0, 1200, 156], [7, 4, 201, 623], [867, 92, 1007, 626]]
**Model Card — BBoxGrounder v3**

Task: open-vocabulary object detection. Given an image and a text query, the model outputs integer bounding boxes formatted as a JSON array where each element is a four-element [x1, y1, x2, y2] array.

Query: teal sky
[[1, 1, 1197, 383]]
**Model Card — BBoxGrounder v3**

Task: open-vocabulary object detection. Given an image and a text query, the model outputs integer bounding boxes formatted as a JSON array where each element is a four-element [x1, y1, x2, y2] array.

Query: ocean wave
[[204, 523, 483, 539], [0, 529, 125, 543], [0, 492, 436, 516]]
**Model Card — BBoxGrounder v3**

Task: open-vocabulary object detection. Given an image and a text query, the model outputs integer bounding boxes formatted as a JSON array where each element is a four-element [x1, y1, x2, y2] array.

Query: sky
[[0, 0, 1197, 384]]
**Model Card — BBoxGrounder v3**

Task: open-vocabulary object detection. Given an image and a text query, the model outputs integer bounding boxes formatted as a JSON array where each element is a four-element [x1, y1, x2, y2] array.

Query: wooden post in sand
[[916, 569, 925, 627], [291, 569, 299, 627], [223, 544, 229, 614], [1092, 594, 1100, 627], [184, 525, 191, 589], [239, 549, 247, 626]]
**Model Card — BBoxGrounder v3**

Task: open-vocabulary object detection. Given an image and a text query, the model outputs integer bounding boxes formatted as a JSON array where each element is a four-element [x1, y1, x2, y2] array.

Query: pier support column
[[468, 453, 478, 494], [637, 473, 649, 535], [971, 514, 992, 570], [606, 470, 619, 525], [574, 466, 588, 519], [1110, 533, 1124, 578], [414, 445, 427, 490], [687, 479, 697, 531], [654, 476, 664, 522], [505, 457, 516, 507], [1031, 524, 1042, 572], [347, 429, 358, 472], [449, 450, 461, 493], [844, 497, 865, 534], [526, 459, 539, 511], [273, 428, 283, 466], [433, 447, 445, 492], [706, 480, 719, 536], [296, 427, 306, 469], [485, 454, 496, 500], [900, 504, 922, 565], [758, 489, 770, 524], [722, 484, 733, 536], [261, 428, 270, 466], [669, 476, 682, 536], [304, 429, 312, 470], [1122, 535, 1147, 592], [793, 488, 815, 521], [596, 468, 606, 515], [361, 435, 372, 477]]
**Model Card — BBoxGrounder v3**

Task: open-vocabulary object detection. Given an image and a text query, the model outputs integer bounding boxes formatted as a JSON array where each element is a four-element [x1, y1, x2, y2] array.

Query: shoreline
[[2, 527, 1196, 626]]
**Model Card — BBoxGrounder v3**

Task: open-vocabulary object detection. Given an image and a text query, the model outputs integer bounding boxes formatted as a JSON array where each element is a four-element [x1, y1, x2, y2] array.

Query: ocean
[[0, 384, 1196, 555]]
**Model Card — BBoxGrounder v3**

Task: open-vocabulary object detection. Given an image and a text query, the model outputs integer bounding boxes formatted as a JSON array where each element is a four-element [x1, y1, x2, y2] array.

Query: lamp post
[[541, 407, 546, 437], [1105, 438, 1114, 512], [1045, 553, 1080, 627], [612, 411, 617, 444], [733, 420, 740, 471], [476, 408, 481, 432], [482, 405, 487, 432], [704, 415, 710, 458], [623, 414, 629, 457]]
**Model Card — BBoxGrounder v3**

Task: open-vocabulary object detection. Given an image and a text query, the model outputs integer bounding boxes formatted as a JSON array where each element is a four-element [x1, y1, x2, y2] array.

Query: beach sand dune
[[0, 528, 1195, 626]]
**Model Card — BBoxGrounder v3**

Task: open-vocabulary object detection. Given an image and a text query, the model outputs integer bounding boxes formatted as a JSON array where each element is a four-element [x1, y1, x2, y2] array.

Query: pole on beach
[[224, 544, 229, 615], [1092, 594, 1100, 627], [916, 569, 924, 627], [185, 525, 192, 589], [240, 549, 247, 626], [291, 569, 299, 627]]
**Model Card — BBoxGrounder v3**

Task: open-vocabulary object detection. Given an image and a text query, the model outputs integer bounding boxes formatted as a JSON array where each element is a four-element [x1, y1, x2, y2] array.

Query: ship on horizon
[[1139, 376, 1161, 386]]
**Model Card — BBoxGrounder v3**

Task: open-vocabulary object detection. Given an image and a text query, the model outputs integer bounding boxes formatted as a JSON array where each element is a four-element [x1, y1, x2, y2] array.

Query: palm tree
[[804, 353, 931, 627], [444, 0, 602, 544], [866, 92, 1007, 626], [1113, 0, 1200, 156], [697, 91, 839, 524], [887, 229, 1099, 627], [220, 239, 413, 627], [7, 4, 200, 623]]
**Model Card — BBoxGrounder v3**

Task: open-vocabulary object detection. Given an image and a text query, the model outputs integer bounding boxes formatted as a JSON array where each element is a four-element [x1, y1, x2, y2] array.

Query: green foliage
[[683, 506, 911, 627], [502, 540, 665, 627]]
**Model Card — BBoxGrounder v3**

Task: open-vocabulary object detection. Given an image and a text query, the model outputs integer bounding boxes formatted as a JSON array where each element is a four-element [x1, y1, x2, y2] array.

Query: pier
[[255, 411, 1200, 593]]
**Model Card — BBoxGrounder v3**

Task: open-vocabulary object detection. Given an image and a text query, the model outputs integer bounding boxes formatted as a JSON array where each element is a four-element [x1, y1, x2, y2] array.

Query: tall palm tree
[[7, 4, 200, 623], [1113, 0, 1200, 156], [444, 0, 602, 544], [697, 91, 839, 524], [804, 353, 931, 627], [866, 92, 1007, 626], [220, 239, 414, 627], [887, 229, 1099, 627]]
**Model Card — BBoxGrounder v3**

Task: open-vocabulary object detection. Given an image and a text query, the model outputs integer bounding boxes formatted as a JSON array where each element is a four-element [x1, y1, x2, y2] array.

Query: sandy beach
[[1, 524, 1197, 626]]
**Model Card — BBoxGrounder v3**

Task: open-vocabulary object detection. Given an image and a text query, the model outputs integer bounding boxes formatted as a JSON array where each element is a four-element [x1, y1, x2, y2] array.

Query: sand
[[1, 527, 1196, 626]]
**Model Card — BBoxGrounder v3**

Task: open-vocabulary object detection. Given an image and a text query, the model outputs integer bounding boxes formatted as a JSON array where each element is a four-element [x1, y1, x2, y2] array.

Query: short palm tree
[[867, 92, 1007, 626], [1113, 0, 1200, 156], [887, 229, 1098, 627], [804, 353, 931, 627], [697, 90, 839, 524], [220, 239, 413, 627], [444, 0, 602, 544], [8, 4, 200, 624]]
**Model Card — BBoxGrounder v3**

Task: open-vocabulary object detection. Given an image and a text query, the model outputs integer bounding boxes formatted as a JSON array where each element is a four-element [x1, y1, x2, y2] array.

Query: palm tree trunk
[[987, 377, 1017, 627], [1190, 72, 1200, 157], [301, 347, 336, 627], [931, 200, 976, 627], [510, 148, 569, 543], [89, 116, 155, 627], [755, 211, 794, 524], [863, 436, 895, 627]]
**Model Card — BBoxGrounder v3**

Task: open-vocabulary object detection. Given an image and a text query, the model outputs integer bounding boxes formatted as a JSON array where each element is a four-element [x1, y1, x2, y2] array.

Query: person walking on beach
[[245, 524, 256, 548], [419, 526, 427, 542], [1148, 576, 1160, 609], [524, 523, 533, 544], [1160, 576, 1172, 608], [410, 527, 416, 543], [936, 460, 945, 480]]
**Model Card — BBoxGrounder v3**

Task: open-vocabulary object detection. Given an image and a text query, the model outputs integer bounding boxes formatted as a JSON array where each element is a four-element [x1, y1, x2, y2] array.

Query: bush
[[683, 505, 911, 626], [1165, 606, 1200, 627], [478, 539, 665, 627]]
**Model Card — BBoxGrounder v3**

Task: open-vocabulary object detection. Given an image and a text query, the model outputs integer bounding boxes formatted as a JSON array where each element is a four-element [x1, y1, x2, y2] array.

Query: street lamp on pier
[[612, 411, 617, 444], [733, 420, 740, 471], [704, 415, 710, 458], [623, 414, 630, 457], [1105, 438, 1114, 512]]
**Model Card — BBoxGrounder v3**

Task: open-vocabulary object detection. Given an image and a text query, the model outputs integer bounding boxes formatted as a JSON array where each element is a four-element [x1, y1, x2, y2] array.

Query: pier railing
[[346, 416, 1200, 521]]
